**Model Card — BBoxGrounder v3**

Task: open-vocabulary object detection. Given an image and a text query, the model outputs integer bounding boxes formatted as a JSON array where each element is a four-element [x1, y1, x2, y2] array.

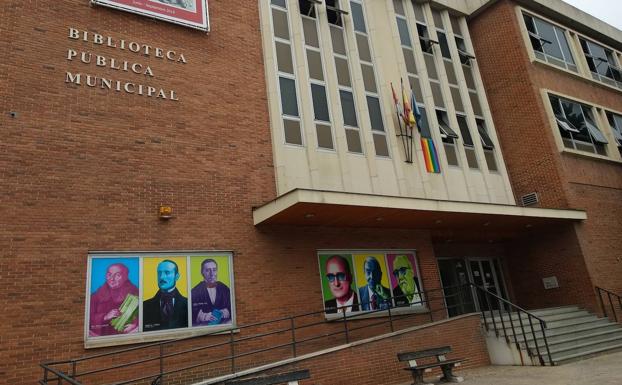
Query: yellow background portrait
[[190, 255, 232, 289], [353, 253, 390, 289], [143, 256, 188, 300]]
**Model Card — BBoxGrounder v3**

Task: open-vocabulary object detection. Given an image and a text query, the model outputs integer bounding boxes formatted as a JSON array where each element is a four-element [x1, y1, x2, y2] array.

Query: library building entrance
[[438, 257, 509, 317]]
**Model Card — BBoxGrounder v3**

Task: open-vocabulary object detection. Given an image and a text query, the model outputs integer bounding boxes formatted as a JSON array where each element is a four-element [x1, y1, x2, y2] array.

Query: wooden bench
[[223, 370, 311, 385], [397, 346, 464, 385]]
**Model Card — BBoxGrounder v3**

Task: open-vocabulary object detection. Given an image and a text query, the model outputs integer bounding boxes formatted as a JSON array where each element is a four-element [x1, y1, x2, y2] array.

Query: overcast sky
[[561, 0, 622, 30]]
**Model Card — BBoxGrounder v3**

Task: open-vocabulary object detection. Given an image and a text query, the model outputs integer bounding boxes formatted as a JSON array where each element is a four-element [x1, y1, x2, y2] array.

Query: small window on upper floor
[[580, 38, 622, 89], [417, 24, 434, 54], [605, 111, 622, 156], [455, 37, 475, 66], [523, 13, 577, 72], [435, 109, 459, 141], [299, 0, 317, 17], [326, 0, 344, 26], [549, 94, 608, 155], [436, 31, 451, 59]]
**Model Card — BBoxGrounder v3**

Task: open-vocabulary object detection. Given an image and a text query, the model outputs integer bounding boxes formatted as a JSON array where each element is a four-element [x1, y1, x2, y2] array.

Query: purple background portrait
[[386, 253, 418, 290]]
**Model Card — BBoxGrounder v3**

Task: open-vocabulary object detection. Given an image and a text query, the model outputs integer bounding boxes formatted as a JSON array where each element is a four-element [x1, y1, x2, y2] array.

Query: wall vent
[[521, 192, 539, 207]]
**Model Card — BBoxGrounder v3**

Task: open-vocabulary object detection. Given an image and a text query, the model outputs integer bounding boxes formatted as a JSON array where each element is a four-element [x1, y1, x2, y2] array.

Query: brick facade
[[469, 0, 622, 307]]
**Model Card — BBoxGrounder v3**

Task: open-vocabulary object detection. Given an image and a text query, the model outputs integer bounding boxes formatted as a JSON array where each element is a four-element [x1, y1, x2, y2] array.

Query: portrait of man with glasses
[[391, 254, 422, 307], [323, 255, 360, 314]]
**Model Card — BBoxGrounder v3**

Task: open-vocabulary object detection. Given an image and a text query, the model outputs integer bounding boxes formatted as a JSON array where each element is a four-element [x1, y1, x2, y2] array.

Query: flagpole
[[400, 78, 412, 163], [392, 81, 409, 163]]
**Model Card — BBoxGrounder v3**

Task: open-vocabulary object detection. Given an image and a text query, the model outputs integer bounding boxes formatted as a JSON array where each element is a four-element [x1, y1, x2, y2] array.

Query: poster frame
[[84, 250, 235, 348], [90, 0, 210, 32], [317, 249, 425, 319]]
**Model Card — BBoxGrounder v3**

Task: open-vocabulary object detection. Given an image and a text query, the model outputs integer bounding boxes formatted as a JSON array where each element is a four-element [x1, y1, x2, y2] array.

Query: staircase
[[484, 305, 622, 365]]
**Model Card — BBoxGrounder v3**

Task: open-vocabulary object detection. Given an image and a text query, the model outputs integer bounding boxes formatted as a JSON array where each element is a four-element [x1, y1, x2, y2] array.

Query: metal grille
[[521, 192, 539, 206]]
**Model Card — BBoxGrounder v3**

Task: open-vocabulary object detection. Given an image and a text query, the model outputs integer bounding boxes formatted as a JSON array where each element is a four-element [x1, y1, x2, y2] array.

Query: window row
[[393, 0, 496, 172], [549, 93, 622, 157], [271, 0, 389, 157], [523, 11, 622, 90]]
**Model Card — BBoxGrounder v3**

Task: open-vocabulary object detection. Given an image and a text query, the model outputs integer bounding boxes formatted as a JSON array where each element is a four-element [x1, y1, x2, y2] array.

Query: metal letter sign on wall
[[91, 0, 210, 32]]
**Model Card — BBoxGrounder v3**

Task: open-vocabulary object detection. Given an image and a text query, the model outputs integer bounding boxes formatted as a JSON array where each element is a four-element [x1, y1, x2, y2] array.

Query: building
[[0, 0, 619, 384], [468, 0, 622, 305]]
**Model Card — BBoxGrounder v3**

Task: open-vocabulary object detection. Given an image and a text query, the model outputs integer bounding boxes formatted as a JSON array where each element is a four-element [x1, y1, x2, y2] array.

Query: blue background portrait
[[90, 257, 140, 294]]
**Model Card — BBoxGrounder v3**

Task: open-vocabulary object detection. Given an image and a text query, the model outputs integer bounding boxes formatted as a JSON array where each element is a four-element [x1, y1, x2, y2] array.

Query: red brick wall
[[224, 314, 489, 385], [469, 0, 622, 309], [468, 0, 570, 209]]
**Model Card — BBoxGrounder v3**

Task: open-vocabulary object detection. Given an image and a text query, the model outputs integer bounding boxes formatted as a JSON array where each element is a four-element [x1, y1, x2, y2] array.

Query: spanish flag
[[402, 89, 416, 128]]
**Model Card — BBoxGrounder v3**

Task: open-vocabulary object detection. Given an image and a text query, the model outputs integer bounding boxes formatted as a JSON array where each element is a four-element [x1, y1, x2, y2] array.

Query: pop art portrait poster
[[142, 257, 189, 332], [91, 0, 210, 31], [88, 257, 140, 337], [353, 253, 393, 311], [318, 254, 360, 314], [386, 253, 423, 307], [189, 256, 233, 327]]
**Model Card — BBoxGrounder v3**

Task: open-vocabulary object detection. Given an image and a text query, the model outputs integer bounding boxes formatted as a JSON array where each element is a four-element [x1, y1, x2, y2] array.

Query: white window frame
[[271, 1, 305, 147]]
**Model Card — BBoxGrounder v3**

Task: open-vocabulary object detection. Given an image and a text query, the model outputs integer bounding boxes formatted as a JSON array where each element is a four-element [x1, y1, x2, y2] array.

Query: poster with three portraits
[[318, 251, 423, 314], [86, 252, 235, 344]]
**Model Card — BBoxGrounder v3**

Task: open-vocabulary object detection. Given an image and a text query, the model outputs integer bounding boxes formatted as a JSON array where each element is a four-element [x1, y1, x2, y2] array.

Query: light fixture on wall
[[159, 205, 173, 220]]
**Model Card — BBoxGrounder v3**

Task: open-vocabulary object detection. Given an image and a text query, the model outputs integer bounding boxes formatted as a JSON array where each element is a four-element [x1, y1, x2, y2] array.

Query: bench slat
[[397, 346, 452, 361], [402, 359, 463, 371]]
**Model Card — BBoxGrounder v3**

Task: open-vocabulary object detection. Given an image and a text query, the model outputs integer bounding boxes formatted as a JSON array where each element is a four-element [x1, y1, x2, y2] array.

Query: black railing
[[596, 286, 622, 323], [40, 282, 551, 384], [467, 283, 553, 366], [41, 285, 468, 385]]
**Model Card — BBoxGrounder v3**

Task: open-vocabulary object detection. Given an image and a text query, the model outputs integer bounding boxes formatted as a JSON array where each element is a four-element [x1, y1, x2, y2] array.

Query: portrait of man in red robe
[[89, 262, 139, 337]]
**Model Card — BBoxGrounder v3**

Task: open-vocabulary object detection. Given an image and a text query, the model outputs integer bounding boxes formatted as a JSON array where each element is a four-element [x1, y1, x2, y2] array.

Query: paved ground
[[449, 351, 622, 385]]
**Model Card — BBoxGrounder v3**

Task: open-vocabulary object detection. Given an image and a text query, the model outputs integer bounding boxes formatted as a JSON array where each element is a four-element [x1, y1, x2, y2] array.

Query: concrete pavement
[[455, 351, 622, 385]]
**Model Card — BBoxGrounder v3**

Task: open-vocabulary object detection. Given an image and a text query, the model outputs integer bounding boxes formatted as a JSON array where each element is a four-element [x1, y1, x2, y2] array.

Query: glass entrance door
[[438, 257, 508, 316], [468, 258, 508, 312]]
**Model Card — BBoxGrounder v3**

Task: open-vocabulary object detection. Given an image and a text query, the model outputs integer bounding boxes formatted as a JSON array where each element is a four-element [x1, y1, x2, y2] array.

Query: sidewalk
[[455, 351, 622, 385]]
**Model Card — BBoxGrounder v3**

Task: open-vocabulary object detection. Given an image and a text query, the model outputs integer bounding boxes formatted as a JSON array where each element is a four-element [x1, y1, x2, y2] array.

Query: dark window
[[437, 31, 451, 59], [298, 0, 316, 17], [457, 115, 473, 146], [417, 24, 433, 53], [279, 77, 299, 117], [311, 84, 330, 122], [326, 0, 343, 26], [418, 106, 432, 138], [523, 13, 575, 70], [436, 110, 459, 141], [476, 119, 495, 150], [580, 38, 622, 82], [340, 90, 358, 127], [549, 94, 608, 154], [366, 96, 384, 132]]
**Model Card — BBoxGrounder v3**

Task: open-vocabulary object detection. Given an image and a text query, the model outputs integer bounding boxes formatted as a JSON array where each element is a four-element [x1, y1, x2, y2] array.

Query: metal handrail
[[596, 286, 622, 323], [40, 282, 551, 384], [41, 285, 462, 385], [466, 282, 553, 366]]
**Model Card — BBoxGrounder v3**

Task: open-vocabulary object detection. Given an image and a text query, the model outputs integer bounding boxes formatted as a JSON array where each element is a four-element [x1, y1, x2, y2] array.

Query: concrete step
[[520, 323, 622, 346], [484, 306, 581, 319], [547, 339, 622, 365], [548, 333, 622, 357], [529, 306, 582, 317], [509, 319, 613, 342], [529, 328, 622, 352], [483, 308, 590, 327], [485, 314, 599, 332]]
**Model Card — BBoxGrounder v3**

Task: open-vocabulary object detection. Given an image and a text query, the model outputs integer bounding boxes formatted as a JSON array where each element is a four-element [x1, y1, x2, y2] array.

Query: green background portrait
[[190, 255, 232, 289], [318, 253, 357, 302]]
